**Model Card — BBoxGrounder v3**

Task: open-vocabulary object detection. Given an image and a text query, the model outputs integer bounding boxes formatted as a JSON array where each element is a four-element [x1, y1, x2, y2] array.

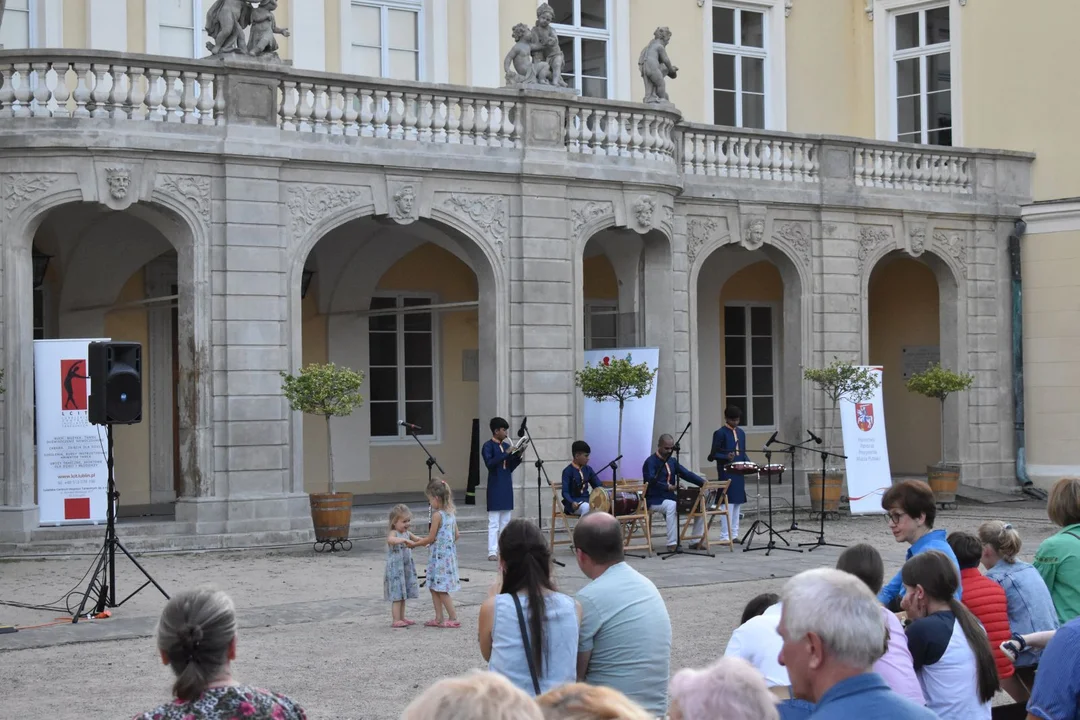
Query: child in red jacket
[[948, 531, 1029, 702]]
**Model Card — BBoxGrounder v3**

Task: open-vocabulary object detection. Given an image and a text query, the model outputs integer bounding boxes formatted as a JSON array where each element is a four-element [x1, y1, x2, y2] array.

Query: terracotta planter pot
[[309, 492, 353, 542]]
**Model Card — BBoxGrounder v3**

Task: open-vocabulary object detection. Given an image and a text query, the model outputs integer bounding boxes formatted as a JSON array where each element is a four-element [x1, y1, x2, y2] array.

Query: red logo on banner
[[855, 402, 875, 432], [60, 359, 89, 411], [64, 497, 91, 520], [602, 356, 610, 366]]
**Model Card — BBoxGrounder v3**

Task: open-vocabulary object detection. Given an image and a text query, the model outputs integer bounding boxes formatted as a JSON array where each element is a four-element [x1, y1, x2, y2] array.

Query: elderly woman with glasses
[[877, 480, 961, 610]]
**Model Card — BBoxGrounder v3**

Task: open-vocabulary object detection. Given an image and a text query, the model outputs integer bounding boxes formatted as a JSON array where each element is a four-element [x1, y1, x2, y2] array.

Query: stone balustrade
[[681, 125, 820, 182], [854, 144, 973, 193]]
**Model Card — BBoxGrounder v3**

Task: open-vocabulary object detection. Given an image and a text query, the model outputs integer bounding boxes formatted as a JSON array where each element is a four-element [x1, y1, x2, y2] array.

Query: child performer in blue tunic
[[708, 405, 750, 542], [482, 416, 523, 560], [561, 440, 603, 516], [643, 433, 706, 552]]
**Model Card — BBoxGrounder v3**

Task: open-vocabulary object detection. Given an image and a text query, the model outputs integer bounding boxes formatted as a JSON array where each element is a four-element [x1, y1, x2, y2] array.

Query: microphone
[[765, 430, 778, 448], [807, 429, 823, 445], [399, 420, 423, 432], [517, 416, 528, 438]]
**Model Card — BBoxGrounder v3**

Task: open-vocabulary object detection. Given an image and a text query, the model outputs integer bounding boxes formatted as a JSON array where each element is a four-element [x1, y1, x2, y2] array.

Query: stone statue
[[205, 0, 289, 58], [504, 23, 549, 85], [532, 3, 567, 87], [639, 27, 678, 104], [246, 0, 290, 58]]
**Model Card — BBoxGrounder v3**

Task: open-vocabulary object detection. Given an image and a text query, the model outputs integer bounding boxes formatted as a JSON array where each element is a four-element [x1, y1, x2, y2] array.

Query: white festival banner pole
[[34, 338, 111, 526], [582, 348, 660, 482], [840, 366, 893, 515]]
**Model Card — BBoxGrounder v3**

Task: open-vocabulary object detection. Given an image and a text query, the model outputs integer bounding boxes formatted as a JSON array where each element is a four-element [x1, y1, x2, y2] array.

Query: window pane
[[549, 0, 574, 25], [743, 94, 765, 129], [897, 131, 920, 144], [8, 0, 30, 9], [896, 58, 920, 97], [751, 336, 772, 366], [387, 9, 417, 49], [752, 367, 773, 395], [352, 45, 382, 77], [402, 297, 431, 308], [352, 4, 382, 47], [581, 39, 606, 79], [726, 396, 746, 415], [713, 53, 735, 91], [750, 307, 771, 335], [928, 52, 950, 92], [927, 128, 952, 147], [370, 402, 398, 436], [741, 10, 764, 48], [368, 368, 398, 401], [560, 35, 575, 83], [0, 8, 29, 49], [724, 336, 745, 368], [405, 367, 433, 401], [369, 333, 397, 366], [713, 7, 735, 44], [928, 90, 951, 131], [582, 77, 608, 99], [895, 12, 919, 50], [404, 333, 432, 366], [403, 309, 431, 332], [404, 401, 434, 433], [897, 95, 921, 136], [752, 397, 774, 427], [370, 296, 397, 310], [388, 50, 418, 81], [581, 0, 606, 29], [725, 367, 747, 397], [925, 7, 950, 45], [590, 311, 617, 339], [160, 26, 195, 58], [742, 56, 764, 93], [369, 312, 396, 332], [724, 306, 746, 335], [160, 0, 194, 27]]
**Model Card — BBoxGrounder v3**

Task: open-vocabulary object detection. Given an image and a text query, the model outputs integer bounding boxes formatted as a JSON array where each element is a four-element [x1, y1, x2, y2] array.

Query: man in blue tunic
[[708, 405, 749, 542], [643, 434, 705, 552], [562, 440, 603, 516], [482, 416, 523, 560]]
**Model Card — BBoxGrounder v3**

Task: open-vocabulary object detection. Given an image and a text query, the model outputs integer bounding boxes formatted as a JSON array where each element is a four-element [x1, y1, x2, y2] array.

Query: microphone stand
[[770, 437, 820, 538], [660, 422, 712, 560], [406, 424, 462, 587], [521, 420, 565, 568], [799, 444, 848, 552]]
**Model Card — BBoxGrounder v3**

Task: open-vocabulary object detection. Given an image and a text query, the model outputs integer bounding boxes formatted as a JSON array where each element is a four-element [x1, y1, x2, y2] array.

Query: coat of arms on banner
[[855, 402, 875, 432]]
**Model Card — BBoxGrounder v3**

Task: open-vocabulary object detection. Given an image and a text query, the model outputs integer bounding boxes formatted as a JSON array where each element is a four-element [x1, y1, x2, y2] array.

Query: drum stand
[[738, 468, 765, 546], [771, 438, 819, 539], [743, 450, 801, 555], [800, 445, 849, 552], [660, 422, 713, 561]]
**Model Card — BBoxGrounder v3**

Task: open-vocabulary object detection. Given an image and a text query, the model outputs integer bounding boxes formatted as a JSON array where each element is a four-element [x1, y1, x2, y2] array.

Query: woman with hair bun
[[133, 587, 306, 720]]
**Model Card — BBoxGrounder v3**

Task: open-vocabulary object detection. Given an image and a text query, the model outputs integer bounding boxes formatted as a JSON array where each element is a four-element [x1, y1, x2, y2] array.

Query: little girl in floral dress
[[385, 504, 421, 628], [408, 479, 461, 628]]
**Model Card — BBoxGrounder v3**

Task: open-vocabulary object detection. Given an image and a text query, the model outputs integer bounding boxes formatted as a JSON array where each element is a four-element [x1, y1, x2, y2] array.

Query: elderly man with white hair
[[776, 568, 937, 719]]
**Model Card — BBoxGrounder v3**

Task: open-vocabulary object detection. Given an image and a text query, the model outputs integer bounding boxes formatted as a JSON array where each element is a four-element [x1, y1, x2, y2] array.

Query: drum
[[726, 461, 760, 475], [677, 486, 700, 514], [613, 491, 639, 516], [588, 486, 611, 514], [760, 464, 786, 478]]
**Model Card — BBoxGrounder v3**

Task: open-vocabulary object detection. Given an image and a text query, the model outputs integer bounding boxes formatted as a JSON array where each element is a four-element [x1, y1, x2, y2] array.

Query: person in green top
[[1033, 477, 1080, 624]]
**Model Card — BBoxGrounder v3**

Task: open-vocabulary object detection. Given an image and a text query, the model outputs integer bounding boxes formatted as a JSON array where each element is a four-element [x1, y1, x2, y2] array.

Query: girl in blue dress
[[708, 405, 750, 542], [385, 503, 421, 628], [409, 479, 461, 628]]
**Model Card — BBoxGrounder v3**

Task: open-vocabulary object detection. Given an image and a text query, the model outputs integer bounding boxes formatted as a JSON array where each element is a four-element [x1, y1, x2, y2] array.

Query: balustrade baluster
[[604, 112, 619, 156], [629, 113, 644, 158], [107, 64, 128, 120], [487, 100, 501, 146], [163, 69, 182, 122], [501, 100, 515, 148], [577, 108, 592, 155], [681, 132, 693, 172], [214, 77, 225, 125], [592, 110, 607, 154], [0, 64, 15, 119], [280, 80, 298, 131], [403, 92, 419, 141], [805, 144, 816, 180], [617, 112, 631, 157], [12, 62, 32, 118], [566, 106, 581, 153], [343, 87, 359, 136], [446, 97, 461, 144], [701, 135, 714, 176], [417, 93, 433, 142], [359, 88, 375, 137], [140, 64, 159, 120], [511, 101, 523, 148], [181, 70, 197, 123], [52, 62, 73, 118], [313, 85, 330, 134], [297, 82, 315, 132], [769, 140, 783, 180], [89, 63, 111, 119], [639, 113, 653, 159], [29, 62, 50, 117], [388, 91, 404, 140], [431, 95, 447, 142], [780, 141, 793, 182], [197, 72, 215, 125], [459, 97, 475, 145], [328, 86, 345, 135]]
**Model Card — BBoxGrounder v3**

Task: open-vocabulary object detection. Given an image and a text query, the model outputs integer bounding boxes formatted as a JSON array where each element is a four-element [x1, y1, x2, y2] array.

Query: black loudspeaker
[[88, 341, 142, 426]]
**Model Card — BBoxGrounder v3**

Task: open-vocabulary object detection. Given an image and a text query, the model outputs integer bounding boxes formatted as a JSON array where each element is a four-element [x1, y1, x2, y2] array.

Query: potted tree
[[281, 362, 365, 551], [574, 354, 656, 481], [803, 358, 880, 515], [905, 363, 974, 509]]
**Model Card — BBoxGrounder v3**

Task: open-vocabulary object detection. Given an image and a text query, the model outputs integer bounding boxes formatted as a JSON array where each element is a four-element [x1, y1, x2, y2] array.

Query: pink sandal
[[424, 619, 444, 627], [441, 620, 461, 628], [402, 619, 416, 626], [391, 620, 409, 628]]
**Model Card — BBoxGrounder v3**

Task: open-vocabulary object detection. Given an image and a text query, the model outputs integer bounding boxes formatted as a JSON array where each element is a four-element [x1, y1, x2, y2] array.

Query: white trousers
[[568, 501, 590, 516], [655, 499, 704, 547], [718, 502, 743, 540], [487, 510, 512, 555]]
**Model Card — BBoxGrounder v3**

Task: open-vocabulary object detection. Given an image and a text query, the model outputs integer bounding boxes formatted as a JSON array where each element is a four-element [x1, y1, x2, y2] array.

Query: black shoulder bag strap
[[510, 593, 542, 696]]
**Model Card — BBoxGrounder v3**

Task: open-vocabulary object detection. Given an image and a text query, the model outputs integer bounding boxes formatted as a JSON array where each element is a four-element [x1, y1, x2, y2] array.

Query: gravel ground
[[0, 500, 1057, 719]]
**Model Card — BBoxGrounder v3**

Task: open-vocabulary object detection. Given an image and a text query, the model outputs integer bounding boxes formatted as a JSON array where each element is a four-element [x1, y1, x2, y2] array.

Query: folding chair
[[608, 481, 652, 556], [549, 481, 578, 552], [679, 480, 734, 552]]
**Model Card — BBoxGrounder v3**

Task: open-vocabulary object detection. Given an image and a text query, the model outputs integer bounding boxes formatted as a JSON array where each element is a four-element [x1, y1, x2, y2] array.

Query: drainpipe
[[1008, 219, 1043, 498]]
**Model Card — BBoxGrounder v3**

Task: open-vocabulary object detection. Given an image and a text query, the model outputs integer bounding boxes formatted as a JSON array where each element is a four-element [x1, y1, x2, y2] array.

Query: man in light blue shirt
[[573, 512, 671, 717]]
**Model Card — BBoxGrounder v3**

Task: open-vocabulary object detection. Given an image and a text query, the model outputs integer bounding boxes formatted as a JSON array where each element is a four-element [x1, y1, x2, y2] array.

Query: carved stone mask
[[746, 218, 765, 248], [394, 186, 416, 217], [635, 196, 656, 228], [106, 168, 130, 201]]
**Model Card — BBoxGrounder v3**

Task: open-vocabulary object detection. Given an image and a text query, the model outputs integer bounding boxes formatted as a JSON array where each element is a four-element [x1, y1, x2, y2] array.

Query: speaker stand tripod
[[73, 425, 169, 623]]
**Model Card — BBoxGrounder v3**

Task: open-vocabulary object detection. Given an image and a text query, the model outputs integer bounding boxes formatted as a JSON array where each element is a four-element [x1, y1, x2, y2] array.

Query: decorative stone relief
[[4, 174, 58, 217], [785, 0, 794, 16], [661, 205, 674, 233], [856, 225, 891, 271], [444, 194, 509, 262], [686, 217, 719, 263], [105, 167, 131, 201], [286, 184, 365, 238], [742, 216, 766, 251], [822, 223, 837, 236], [774, 222, 811, 266], [159, 175, 212, 223], [571, 200, 612, 237], [639, 27, 678, 106], [389, 183, 418, 224], [632, 195, 657, 232], [907, 225, 927, 257], [934, 230, 969, 278]]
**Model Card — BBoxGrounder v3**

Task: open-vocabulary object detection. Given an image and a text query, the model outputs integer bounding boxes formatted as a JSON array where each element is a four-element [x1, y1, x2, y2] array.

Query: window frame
[[704, 0, 787, 130], [721, 301, 779, 432], [583, 298, 618, 351], [367, 290, 440, 445], [542, 0, 614, 99], [710, 3, 769, 129], [144, 0, 203, 58], [345, 0, 426, 82], [872, 0, 963, 146], [0, 0, 37, 50]]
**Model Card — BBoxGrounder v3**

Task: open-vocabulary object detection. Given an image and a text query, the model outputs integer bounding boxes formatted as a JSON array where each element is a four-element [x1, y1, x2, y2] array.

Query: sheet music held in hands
[[509, 436, 530, 453]]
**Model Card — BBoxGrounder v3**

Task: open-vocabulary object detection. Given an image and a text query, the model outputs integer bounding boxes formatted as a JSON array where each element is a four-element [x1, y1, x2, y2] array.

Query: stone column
[[671, 215, 693, 463], [641, 232, 676, 438], [145, 256, 177, 504]]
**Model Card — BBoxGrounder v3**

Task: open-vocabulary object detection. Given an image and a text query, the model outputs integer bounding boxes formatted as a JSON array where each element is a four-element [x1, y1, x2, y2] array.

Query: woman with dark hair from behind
[[835, 543, 925, 706], [479, 519, 581, 696], [134, 587, 306, 720], [900, 550, 999, 720]]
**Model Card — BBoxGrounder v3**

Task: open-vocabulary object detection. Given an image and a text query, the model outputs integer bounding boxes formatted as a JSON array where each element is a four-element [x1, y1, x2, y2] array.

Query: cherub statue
[[639, 27, 678, 104], [205, 0, 251, 55], [504, 23, 550, 86], [531, 3, 567, 87], [246, 0, 290, 58]]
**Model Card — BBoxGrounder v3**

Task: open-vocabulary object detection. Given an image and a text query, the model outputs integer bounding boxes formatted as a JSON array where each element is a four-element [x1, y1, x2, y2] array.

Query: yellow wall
[[499, 0, 534, 69], [630, 0, 704, 120], [868, 257, 940, 475], [302, 243, 480, 495], [63, 0, 87, 48], [718, 261, 782, 464], [325, 0, 341, 72], [104, 272, 152, 507], [583, 254, 618, 300], [127, 0, 145, 53], [448, 0, 468, 86]]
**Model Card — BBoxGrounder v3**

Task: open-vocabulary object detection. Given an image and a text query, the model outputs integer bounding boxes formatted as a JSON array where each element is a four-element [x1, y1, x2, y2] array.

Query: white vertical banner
[[840, 366, 892, 515], [582, 348, 660, 481], [34, 339, 111, 525]]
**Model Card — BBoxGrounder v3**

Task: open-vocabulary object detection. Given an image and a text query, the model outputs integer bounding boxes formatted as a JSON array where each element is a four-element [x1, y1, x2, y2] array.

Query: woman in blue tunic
[[482, 416, 524, 560], [708, 405, 750, 542]]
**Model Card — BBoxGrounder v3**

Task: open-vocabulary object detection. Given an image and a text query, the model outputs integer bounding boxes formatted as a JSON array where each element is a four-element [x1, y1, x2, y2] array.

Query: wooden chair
[[604, 481, 652, 556], [679, 480, 734, 552], [548, 481, 578, 552]]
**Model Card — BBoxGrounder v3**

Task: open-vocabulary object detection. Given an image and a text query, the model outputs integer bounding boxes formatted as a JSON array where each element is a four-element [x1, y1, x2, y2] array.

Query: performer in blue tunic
[[708, 405, 750, 542], [642, 434, 706, 551], [482, 416, 523, 560], [561, 440, 602, 516]]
